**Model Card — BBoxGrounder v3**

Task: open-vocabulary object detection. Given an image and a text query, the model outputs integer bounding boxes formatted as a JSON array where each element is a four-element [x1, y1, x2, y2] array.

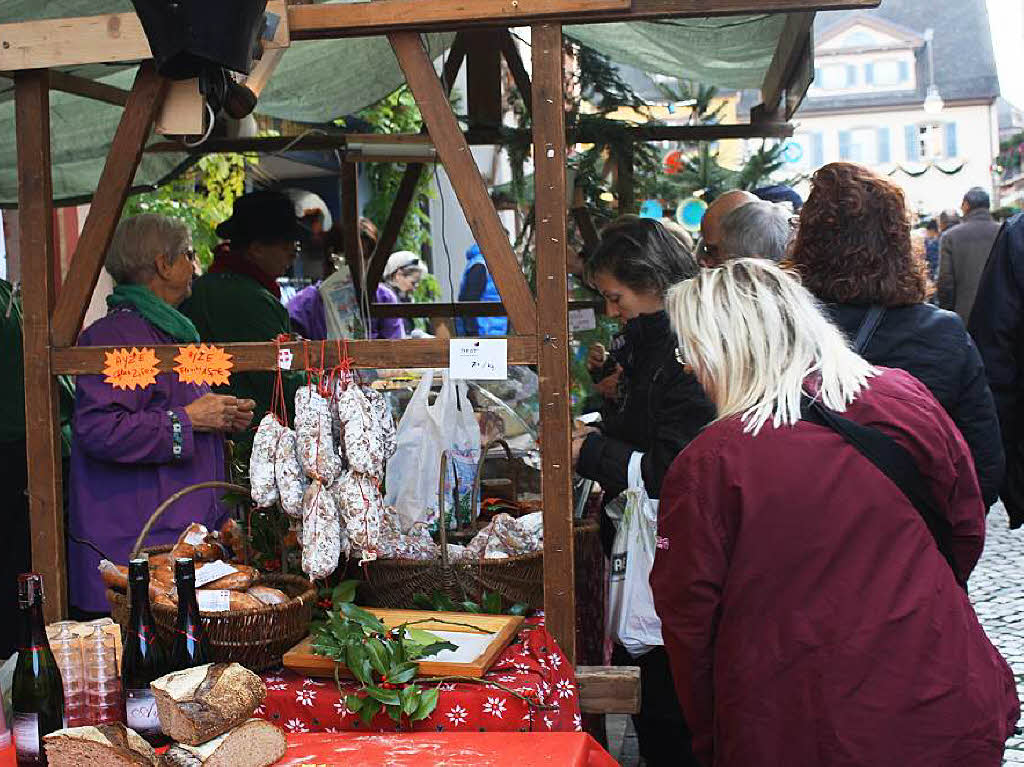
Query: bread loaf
[[246, 586, 289, 606], [159, 719, 285, 767], [43, 723, 158, 766], [151, 663, 266, 746]]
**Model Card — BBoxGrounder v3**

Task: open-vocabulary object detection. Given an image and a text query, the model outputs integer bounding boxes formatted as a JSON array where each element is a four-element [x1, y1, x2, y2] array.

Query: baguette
[[200, 563, 259, 591], [151, 663, 266, 746], [98, 560, 129, 591], [159, 719, 285, 767], [245, 586, 289, 606], [196, 589, 263, 612], [44, 723, 158, 766]]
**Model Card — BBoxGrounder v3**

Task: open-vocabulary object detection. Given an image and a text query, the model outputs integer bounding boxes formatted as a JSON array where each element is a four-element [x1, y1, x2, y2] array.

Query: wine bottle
[[169, 559, 210, 670], [12, 574, 64, 766], [121, 559, 168, 745]]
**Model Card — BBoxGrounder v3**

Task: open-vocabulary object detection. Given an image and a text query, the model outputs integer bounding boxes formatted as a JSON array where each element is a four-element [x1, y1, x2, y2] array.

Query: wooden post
[[616, 143, 636, 216], [340, 162, 364, 295], [532, 23, 575, 661], [15, 70, 67, 621], [464, 30, 504, 127], [500, 30, 533, 115], [51, 63, 167, 347]]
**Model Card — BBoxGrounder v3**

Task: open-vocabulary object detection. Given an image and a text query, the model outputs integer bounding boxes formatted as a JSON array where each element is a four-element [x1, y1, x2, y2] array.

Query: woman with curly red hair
[[786, 162, 1004, 509]]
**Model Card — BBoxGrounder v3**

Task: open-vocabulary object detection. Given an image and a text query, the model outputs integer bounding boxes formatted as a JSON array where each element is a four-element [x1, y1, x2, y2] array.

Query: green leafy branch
[[411, 590, 529, 617]]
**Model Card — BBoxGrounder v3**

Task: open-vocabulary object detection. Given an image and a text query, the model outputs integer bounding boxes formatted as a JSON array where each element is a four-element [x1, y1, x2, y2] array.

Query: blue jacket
[[455, 245, 508, 336]]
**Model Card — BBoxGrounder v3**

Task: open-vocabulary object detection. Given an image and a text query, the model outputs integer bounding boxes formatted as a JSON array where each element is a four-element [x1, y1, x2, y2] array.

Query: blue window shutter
[[898, 60, 910, 82], [864, 62, 875, 84], [811, 132, 824, 168], [846, 65, 857, 86], [945, 122, 958, 157], [877, 127, 891, 163], [905, 124, 920, 161], [838, 130, 852, 160], [814, 67, 822, 85]]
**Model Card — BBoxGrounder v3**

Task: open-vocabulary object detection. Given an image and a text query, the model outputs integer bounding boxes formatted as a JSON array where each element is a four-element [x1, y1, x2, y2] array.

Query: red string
[[272, 337, 289, 426]]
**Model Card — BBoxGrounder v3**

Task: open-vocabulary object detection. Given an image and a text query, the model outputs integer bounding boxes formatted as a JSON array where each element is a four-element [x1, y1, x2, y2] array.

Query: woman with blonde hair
[[652, 258, 1018, 767]]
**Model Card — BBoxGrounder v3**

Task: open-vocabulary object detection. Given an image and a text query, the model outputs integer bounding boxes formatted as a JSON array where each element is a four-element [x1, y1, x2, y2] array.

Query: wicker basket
[[361, 448, 586, 610], [105, 482, 315, 672]]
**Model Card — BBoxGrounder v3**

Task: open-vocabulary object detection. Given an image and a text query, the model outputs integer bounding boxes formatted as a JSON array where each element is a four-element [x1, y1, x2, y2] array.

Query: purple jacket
[[369, 283, 406, 340], [68, 307, 227, 612], [287, 283, 328, 340]]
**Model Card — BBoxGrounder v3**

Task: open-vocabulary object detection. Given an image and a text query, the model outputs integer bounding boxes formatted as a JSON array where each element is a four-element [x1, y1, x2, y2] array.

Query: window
[[819, 64, 852, 90], [839, 127, 880, 164], [905, 122, 959, 161], [871, 60, 906, 86]]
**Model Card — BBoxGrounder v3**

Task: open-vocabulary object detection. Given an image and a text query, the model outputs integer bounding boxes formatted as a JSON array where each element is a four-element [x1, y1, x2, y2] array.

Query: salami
[[274, 429, 308, 518], [336, 387, 385, 478], [300, 481, 342, 580], [250, 414, 284, 507], [332, 470, 384, 563], [295, 387, 344, 485]]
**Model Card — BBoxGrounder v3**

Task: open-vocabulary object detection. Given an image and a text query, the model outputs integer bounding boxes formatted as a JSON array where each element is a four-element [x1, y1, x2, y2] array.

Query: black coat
[[577, 311, 716, 501], [968, 213, 1024, 525], [826, 302, 1004, 509]]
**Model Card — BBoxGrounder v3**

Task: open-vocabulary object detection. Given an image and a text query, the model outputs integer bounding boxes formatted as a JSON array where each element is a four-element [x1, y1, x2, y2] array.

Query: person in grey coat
[[938, 187, 1001, 321]]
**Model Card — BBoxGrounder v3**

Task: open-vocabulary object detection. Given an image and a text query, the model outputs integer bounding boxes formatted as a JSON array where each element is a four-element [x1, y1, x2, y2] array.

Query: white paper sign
[[194, 560, 238, 588], [449, 339, 507, 380], [196, 589, 232, 612], [277, 348, 293, 370], [568, 308, 597, 332]]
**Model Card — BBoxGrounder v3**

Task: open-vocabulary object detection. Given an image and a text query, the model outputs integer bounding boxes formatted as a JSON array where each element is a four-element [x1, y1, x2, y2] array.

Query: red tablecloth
[[258, 621, 581, 735], [275, 732, 616, 766]]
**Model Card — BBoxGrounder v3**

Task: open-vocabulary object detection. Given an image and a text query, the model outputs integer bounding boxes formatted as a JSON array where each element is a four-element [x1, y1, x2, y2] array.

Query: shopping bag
[[319, 263, 363, 339], [606, 452, 663, 657], [384, 371, 481, 532]]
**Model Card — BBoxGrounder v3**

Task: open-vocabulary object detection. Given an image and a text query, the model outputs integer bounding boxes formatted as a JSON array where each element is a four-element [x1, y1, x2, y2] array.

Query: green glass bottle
[[121, 559, 168, 746], [12, 574, 64, 766], [169, 558, 211, 670]]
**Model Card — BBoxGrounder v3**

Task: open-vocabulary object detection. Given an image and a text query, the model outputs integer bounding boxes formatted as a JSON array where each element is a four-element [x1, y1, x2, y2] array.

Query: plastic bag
[[319, 263, 363, 339], [384, 371, 481, 532], [606, 452, 663, 657]]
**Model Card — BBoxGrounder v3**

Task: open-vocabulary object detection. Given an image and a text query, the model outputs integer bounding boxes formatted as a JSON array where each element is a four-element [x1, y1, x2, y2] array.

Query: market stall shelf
[[261, 619, 580, 734], [283, 609, 523, 679]]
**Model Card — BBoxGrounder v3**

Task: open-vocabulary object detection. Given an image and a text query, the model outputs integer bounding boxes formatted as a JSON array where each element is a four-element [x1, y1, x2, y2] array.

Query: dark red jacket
[[652, 368, 1018, 767]]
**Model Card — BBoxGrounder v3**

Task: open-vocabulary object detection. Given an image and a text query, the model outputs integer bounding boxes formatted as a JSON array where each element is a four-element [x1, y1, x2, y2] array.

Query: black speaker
[[131, 0, 269, 79]]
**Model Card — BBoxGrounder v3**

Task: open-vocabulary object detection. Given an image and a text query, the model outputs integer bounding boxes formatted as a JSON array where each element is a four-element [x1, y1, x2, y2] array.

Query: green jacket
[[180, 272, 302, 426], [0, 279, 74, 450]]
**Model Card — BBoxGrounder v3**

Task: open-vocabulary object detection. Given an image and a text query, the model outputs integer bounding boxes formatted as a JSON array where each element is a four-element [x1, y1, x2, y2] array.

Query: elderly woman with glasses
[[654, 258, 1018, 767], [67, 214, 255, 617]]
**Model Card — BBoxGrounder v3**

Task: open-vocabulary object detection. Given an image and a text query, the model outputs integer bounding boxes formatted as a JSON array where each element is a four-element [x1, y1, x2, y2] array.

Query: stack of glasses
[[81, 627, 122, 725], [49, 626, 87, 727]]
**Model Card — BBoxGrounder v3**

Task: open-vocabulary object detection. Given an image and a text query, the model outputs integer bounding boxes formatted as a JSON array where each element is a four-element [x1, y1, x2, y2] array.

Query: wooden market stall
[[4, 0, 878, 684]]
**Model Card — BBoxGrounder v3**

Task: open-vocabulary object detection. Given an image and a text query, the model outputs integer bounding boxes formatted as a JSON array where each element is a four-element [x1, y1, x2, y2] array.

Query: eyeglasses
[[695, 238, 719, 263], [181, 248, 197, 263]]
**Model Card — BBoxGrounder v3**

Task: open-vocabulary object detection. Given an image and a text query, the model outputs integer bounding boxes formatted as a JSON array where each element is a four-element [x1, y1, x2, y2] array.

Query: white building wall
[[788, 102, 999, 214]]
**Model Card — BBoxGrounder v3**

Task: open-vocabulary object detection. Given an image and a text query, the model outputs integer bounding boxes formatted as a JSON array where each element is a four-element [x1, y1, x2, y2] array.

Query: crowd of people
[[574, 162, 1024, 766]]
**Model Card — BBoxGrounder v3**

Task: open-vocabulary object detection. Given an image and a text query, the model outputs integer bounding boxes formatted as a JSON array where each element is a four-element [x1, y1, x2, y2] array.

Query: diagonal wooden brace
[[51, 62, 168, 347], [390, 31, 537, 335]]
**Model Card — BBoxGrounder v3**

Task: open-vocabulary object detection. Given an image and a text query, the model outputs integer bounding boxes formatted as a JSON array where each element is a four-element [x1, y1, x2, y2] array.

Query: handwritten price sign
[[102, 347, 160, 391], [174, 343, 233, 386], [449, 338, 508, 380]]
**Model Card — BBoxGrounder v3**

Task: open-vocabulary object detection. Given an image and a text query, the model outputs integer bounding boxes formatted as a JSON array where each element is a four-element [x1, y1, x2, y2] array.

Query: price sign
[[102, 347, 159, 391], [568, 308, 597, 332], [449, 338, 507, 380], [278, 348, 294, 370], [174, 343, 233, 386]]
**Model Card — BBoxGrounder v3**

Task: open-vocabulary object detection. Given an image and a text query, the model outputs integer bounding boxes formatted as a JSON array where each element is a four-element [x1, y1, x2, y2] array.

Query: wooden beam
[[465, 30, 504, 127], [616, 144, 635, 215], [532, 22, 575, 662], [364, 33, 466, 297], [287, 0, 878, 40], [51, 337, 540, 374], [45, 69, 128, 106], [340, 161, 364, 296], [15, 70, 66, 622], [785, 34, 815, 119], [758, 12, 815, 116], [368, 298, 603, 318], [390, 31, 537, 335], [576, 666, 641, 714], [144, 121, 795, 156], [51, 64, 168, 348], [500, 30, 533, 115]]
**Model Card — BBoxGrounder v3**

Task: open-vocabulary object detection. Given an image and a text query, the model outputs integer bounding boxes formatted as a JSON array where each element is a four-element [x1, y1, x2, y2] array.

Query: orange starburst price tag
[[174, 343, 233, 386], [102, 347, 159, 391]]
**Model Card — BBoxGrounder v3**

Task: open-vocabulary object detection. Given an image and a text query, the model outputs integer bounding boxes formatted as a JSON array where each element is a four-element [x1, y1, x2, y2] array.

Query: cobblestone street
[[974, 504, 1024, 763]]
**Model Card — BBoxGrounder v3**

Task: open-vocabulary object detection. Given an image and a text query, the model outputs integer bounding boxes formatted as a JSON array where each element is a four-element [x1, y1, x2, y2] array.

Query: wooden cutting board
[[283, 608, 524, 679]]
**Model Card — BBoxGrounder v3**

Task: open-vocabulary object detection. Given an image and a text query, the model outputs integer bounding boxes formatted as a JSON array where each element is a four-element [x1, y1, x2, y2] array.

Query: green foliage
[[353, 87, 433, 255], [411, 590, 530, 616], [411, 273, 441, 333], [310, 581, 458, 727], [124, 153, 254, 269]]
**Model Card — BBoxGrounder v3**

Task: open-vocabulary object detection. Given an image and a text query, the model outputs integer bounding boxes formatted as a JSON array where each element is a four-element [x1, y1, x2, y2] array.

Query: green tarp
[[0, 2, 786, 204]]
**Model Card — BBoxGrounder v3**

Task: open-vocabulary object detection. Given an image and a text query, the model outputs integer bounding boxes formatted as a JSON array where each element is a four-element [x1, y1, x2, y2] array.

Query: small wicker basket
[[105, 482, 315, 672]]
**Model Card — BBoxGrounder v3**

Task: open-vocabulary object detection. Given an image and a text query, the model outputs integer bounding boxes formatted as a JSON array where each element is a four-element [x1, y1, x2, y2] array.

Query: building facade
[[783, 0, 1001, 216]]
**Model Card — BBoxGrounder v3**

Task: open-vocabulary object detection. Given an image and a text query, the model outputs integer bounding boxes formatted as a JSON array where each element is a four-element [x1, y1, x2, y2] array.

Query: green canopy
[[0, 2, 788, 204]]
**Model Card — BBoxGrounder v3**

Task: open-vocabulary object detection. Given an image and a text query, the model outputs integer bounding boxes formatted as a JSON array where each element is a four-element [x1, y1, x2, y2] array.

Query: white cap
[[384, 251, 427, 279]]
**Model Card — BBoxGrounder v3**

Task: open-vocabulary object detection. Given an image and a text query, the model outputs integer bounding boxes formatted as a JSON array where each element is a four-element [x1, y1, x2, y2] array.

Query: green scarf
[[106, 283, 200, 343]]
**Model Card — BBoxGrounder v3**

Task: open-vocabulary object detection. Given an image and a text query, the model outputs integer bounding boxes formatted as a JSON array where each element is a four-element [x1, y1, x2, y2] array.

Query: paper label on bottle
[[196, 590, 231, 612], [125, 689, 161, 734], [12, 712, 39, 758], [194, 560, 237, 587]]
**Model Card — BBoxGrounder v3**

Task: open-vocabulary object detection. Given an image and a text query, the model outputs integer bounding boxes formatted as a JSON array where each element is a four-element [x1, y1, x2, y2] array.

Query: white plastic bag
[[606, 452, 663, 657], [384, 370, 481, 532]]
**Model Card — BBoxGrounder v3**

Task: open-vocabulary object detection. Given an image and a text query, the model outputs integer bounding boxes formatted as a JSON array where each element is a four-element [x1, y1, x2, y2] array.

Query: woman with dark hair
[[575, 216, 715, 767], [786, 162, 1004, 508]]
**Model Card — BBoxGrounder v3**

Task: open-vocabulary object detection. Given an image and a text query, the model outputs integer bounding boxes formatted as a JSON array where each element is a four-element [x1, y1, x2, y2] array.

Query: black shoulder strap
[[853, 305, 886, 354], [800, 397, 965, 589]]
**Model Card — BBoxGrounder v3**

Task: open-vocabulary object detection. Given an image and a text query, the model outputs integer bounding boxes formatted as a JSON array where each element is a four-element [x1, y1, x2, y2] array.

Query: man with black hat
[[181, 190, 304, 428]]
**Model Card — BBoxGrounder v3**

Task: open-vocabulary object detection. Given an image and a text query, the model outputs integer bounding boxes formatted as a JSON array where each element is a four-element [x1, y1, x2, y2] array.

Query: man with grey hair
[[938, 186, 1000, 321], [719, 198, 792, 263]]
